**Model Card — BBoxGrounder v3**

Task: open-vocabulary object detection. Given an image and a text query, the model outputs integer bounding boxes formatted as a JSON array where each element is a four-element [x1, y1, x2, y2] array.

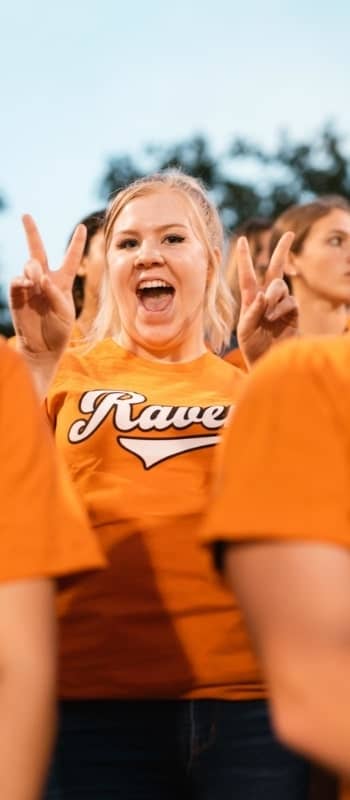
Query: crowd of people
[[2, 170, 350, 799]]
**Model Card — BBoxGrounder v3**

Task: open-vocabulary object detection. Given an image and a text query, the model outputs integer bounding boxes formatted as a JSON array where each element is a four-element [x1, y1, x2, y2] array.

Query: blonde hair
[[91, 170, 234, 353]]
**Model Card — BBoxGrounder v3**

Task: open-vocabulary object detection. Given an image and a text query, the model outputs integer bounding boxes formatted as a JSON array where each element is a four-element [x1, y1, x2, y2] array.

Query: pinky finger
[[266, 296, 298, 322]]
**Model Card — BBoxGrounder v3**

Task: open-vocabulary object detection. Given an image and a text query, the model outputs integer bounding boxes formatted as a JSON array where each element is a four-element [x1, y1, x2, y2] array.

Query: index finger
[[265, 231, 294, 284], [236, 236, 258, 310], [61, 224, 87, 280], [22, 214, 49, 272]]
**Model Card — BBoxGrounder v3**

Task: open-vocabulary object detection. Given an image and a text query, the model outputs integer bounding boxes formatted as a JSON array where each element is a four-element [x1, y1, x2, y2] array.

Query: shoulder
[[50, 338, 119, 387], [241, 336, 350, 402], [207, 350, 247, 381], [220, 335, 350, 467], [195, 351, 246, 402], [65, 337, 117, 369], [201, 336, 350, 549]]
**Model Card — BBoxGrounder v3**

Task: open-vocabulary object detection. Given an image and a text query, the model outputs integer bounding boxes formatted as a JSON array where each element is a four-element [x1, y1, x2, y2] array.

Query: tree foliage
[[99, 124, 350, 231]]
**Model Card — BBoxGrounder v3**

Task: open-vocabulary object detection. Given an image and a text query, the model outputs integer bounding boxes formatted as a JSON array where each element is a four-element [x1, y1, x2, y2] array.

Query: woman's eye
[[164, 234, 185, 244], [328, 236, 342, 246], [118, 238, 138, 249]]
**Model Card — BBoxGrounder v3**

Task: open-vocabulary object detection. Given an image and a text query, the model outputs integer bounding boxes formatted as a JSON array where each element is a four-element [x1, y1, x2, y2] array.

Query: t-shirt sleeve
[[0, 346, 105, 582], [200, 340, 350, 548]]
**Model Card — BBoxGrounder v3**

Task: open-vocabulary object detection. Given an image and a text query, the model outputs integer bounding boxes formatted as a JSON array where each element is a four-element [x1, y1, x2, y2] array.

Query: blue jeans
[[45, 699, 310, 799]]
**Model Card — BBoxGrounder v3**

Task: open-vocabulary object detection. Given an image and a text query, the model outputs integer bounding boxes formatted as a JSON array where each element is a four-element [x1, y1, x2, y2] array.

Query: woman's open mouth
[[136, 279, 175, 313]]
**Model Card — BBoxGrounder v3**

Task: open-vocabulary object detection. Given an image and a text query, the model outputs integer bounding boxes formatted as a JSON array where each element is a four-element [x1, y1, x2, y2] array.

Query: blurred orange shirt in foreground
[[200, 335, 350, 800], [0, 339, 104, 582]]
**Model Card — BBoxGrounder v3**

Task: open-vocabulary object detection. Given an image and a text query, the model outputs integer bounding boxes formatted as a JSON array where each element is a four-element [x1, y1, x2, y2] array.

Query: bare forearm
[[268, 648, 350, 777], [0, 583, 57, 799], [223, 543, 350, 776], [0, 673, 56, 800]]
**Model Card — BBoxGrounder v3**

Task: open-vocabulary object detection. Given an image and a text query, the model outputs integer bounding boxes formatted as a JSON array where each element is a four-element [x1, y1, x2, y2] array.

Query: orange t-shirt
[[69, 321, 85, 346], [7, 334, 17, 349], [200, 335, 350, 549], [201, 336, 350, 800], [224, 346, 248, 372], [46, 338, 266, 699], [0, 340, 104, 583]]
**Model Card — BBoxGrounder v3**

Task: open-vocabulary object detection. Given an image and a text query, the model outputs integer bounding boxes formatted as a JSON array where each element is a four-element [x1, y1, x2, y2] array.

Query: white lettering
[[119, 435, 220, 468], [68, 389, 230, 444]]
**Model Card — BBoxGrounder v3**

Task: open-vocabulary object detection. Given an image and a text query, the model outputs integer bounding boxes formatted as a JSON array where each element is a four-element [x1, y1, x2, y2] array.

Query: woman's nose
[[134, 242, 164, 267]]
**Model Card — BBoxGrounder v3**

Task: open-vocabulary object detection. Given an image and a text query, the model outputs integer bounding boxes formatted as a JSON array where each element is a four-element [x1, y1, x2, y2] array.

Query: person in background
[[224, 217, 273, 370], [70, 209, 106, 338], [224, 197, 350, 800], [255, 194, 350, 800], [9, 170, 304, 800], [270, 196, 350, 337], [0, 339, 103, 800], [199, 331, 350, 795]]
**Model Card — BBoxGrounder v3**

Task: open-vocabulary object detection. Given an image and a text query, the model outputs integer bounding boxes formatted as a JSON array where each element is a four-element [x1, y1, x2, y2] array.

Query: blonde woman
[[10, 171, 303, 800]]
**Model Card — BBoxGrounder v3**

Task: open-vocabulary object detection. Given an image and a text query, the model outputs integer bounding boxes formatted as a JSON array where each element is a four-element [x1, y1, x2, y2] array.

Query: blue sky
[[1, 0, 350, 285]]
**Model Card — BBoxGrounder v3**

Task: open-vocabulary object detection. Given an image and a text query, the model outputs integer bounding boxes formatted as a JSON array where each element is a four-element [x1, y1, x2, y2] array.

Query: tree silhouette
[[98, 124, 350, 231]]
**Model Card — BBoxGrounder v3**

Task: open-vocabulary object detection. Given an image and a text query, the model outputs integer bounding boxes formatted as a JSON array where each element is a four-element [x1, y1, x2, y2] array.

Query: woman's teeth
[[138, 279, 172, 291]]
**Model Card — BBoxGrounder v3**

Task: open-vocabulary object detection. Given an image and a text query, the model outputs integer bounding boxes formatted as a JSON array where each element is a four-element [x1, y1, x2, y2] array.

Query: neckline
[[104, 338, 215, 372]]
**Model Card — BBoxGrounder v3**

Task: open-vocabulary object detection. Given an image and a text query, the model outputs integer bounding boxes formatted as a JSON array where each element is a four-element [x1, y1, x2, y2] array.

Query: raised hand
[[10, 215, 87, 356], [236, 232, 298, 366]]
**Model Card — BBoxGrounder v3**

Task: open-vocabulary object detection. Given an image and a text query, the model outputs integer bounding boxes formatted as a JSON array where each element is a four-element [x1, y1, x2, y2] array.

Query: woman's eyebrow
[[155, 223, 188, 232], [115, 223, 188, 236]]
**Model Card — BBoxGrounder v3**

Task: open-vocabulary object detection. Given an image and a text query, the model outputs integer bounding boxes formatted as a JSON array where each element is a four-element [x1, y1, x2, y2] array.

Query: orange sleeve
[[0, 344, 104, 582], [200, 339, 350, 548]]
